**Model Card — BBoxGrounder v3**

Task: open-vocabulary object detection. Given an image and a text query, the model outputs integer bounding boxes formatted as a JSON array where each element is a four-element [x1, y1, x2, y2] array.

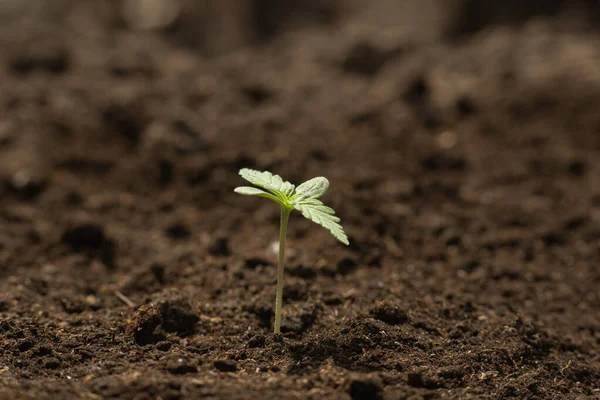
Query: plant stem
[[274, 207, 291, 334]]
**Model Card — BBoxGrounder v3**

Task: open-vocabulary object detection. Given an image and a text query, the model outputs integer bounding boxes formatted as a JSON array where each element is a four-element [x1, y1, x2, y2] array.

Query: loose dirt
[[0, 1, 599, 399]]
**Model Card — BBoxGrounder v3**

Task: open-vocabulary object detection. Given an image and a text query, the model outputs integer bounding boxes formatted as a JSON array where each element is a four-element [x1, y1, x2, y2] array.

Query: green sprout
[[234, 168, 349, 334]]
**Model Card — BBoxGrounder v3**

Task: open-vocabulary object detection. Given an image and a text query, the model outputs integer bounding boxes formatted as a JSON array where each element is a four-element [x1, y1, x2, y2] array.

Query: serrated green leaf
[[234, 186, 282, 204], [293, 198, 349, 245], [293, 177, 329, 201], [235, 168, 349, 246], [238, 168, 295, 199], [234, 186, 268, 196]]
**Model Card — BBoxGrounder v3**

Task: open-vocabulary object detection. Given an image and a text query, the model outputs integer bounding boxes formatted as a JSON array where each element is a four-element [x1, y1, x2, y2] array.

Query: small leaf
[[234, 186, 281, 204], [294, 198, 349, 245], [236, 168, 349, 246], [294, 177, 329, 201], [280, 181, 295, 197], [238, 168, 295, 201], [234, 186, 269, 196]]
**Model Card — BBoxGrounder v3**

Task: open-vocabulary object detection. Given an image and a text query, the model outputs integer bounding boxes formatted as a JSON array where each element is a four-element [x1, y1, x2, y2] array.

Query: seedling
[[234, 168, 349, 334]]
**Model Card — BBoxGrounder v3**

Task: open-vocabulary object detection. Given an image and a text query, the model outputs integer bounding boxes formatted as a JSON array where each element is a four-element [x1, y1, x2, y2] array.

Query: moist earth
[[0, 1, 599, 399]]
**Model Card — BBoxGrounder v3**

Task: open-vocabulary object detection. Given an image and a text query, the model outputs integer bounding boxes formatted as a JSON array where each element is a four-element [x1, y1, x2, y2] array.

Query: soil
[[0, 1, 600, 399]]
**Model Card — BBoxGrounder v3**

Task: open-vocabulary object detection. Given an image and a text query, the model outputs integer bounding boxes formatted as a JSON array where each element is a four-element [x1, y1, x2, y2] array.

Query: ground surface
[[0, 1, 599, 399]]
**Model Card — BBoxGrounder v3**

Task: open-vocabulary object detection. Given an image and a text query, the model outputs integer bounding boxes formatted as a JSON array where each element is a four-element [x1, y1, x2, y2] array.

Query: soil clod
[[213, 359, 237, 372], [346, 375, 383, 400], [128, 294, 198, 346], [369, 301, 409, 325]]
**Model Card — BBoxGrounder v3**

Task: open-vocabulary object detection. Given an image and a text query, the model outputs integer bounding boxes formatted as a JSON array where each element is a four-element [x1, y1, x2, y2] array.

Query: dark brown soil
[[1, 1, 599, 399]]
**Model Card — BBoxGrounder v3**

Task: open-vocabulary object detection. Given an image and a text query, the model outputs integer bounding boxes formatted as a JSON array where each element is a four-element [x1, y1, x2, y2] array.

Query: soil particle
[[17, 338, 35, 353], [165, 222, 191, 240], [61, 222, 117, 267], [342, 42, 390, 77], [407, 370, 442, 390], [128, 293, 199, 345], [280, 302, 321, 334], [345, 375, 384, 400], [102, 103, 146, 146], [213, 359, 237, 372], [4, 174, 47, 200], [336, 257, 358, 275], [166, 356, 198, 375], [60, 297, 86, 314], [208, 236, 231, 257], [287, 264, 317, 279], [455, 95, 478, 117], [246, 333, 267, 348], [150, 263, 167, 284], [244, 257, 271, 269], [156, 341, 172, 352], [240, 84, 274, 106], [109, 51, 156, 79], [160, 297, 199, 335], [43, 358, 61, 370], [62, 223, 107, 250], [369, 301, 409, 325], [9, 39, 70, 75]]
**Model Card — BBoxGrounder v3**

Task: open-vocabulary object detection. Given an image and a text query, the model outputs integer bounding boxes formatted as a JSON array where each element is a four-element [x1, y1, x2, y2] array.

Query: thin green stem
[[274, 207, 291, 334]]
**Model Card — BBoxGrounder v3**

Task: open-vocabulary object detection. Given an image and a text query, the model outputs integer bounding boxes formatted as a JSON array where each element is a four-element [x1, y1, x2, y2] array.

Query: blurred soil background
[[0, 0, 599, 399]]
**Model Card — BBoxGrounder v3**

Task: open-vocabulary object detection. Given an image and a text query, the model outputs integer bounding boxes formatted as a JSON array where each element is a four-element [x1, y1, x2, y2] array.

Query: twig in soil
[[115, 290, 136, 308], [560, 360, 572, 375], [235, 168, 348, 334]]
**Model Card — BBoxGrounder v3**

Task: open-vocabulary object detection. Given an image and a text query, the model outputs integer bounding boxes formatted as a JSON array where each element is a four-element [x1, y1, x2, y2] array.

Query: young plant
[[234, 168, 349, 334]]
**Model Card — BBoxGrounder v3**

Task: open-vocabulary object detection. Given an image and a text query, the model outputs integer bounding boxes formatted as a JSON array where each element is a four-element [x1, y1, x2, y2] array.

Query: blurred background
[[1, 0, 599, 177], [1, 0, 600, 51], [1, 0, 600, 302], [1, 0, 600, 273], [1, 0, 600, 52]]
